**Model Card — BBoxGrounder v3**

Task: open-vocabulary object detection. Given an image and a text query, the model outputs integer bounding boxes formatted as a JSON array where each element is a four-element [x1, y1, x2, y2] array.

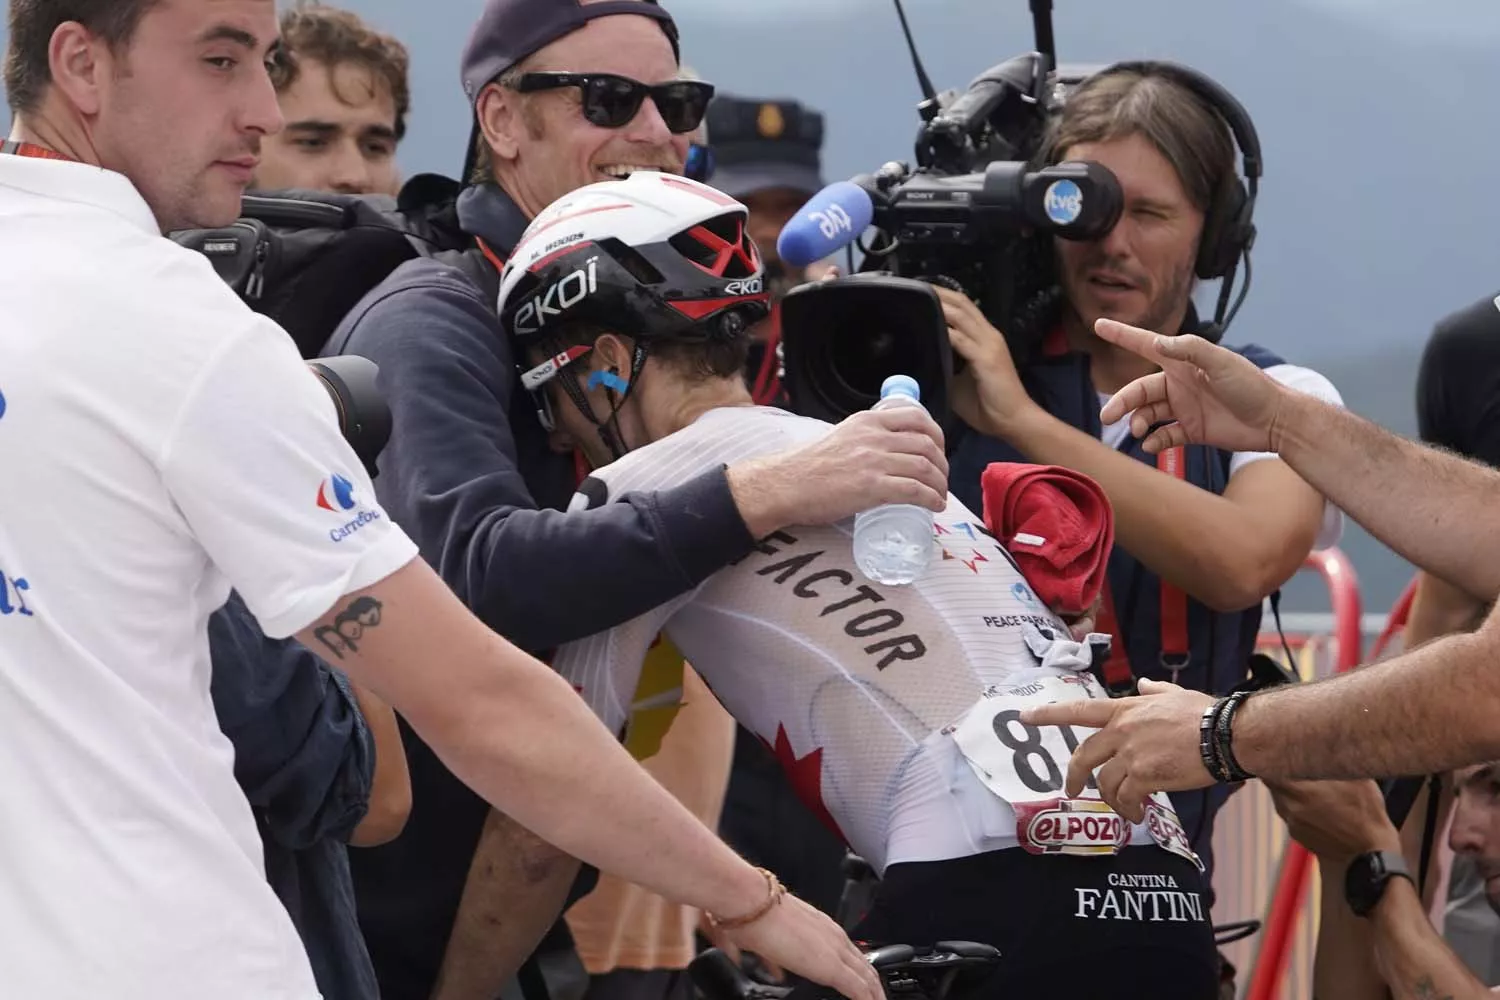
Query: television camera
[[778, 0, 1260, 427]]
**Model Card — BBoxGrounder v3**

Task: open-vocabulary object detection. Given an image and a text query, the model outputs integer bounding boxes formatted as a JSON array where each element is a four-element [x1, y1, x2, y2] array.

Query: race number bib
[[949, 674, 1105, 804], [947, 674, 1201, 868]]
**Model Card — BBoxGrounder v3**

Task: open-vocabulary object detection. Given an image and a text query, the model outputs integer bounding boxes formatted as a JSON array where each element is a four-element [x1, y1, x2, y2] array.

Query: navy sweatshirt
[[209, 591, 377, 1000], [322, 181, 759, 1000]]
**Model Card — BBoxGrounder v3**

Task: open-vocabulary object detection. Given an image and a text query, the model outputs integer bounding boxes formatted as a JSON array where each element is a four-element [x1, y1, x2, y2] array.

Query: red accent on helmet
[[659, 175, 738, 206], [683, 217, 760, 279], [667, 295, 761, 320], [521, 203, 633, 246]]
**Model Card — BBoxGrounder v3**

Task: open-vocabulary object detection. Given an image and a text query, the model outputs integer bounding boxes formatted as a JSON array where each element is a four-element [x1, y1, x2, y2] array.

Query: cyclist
[[497, 171, 1220, 999]]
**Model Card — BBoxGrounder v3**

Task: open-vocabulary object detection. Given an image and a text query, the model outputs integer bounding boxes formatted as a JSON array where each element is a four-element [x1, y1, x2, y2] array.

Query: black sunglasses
[[513, 72, 715, 135]]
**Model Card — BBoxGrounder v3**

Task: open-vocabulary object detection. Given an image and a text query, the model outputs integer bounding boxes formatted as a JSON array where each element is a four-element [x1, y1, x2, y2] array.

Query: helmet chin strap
[[552, 341, 651, 465]]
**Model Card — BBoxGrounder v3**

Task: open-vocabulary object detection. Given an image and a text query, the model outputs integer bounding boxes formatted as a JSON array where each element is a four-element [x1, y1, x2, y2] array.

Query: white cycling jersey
[[557, 405, 1196, 875]]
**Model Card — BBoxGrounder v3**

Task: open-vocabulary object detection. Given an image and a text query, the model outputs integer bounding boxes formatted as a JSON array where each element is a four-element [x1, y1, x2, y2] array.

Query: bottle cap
[[880, 374, 921, 402]]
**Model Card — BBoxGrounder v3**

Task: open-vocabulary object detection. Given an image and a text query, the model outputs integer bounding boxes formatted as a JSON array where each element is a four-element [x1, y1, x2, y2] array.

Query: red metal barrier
[[1244, 548, 1363, 1000], [1370, 575, 1419, 661]]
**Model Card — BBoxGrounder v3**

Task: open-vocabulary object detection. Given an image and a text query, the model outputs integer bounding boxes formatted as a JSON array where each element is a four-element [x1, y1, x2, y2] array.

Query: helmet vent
[[669, 212, 760, 279], [599, 237, 666, 286]]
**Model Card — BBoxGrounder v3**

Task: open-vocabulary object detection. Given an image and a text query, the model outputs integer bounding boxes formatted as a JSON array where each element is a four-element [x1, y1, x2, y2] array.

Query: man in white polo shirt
[[0, 3, 923, 998]]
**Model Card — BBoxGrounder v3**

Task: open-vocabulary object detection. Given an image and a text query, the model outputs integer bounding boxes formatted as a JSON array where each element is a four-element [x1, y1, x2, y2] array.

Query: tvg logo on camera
[[1043, 179, 1084, 226]]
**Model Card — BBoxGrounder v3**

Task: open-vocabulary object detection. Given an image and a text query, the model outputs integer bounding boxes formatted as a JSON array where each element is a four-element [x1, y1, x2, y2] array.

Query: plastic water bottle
[[852, 375, 936, 586]]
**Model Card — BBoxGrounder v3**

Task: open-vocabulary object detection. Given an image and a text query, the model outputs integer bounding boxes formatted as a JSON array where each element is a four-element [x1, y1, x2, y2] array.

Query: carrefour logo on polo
[[1043, 179, 1084, 226], [317, 472, 382, 543], [316, 473, 357, 512]]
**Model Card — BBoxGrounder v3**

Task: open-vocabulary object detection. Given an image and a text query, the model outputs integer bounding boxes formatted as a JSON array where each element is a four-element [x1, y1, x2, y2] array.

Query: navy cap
[[459, 0, 681, 180], [706, 95, 826, 200]]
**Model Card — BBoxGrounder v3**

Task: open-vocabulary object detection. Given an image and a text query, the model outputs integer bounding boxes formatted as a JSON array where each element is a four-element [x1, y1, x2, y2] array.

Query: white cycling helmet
[[497, 171, 770, 396]]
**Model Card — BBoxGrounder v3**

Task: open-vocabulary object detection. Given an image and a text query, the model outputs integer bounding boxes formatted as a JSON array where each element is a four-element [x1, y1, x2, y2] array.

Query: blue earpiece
[[587, 370, 631, 393]]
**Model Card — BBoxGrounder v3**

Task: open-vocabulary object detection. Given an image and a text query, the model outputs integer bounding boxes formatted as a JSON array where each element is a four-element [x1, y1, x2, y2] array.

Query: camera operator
[[941, 63, 1344, 878], [319, 1, 948, 998], [1264, 772, 1500, 1000], [0, 2, 892, 998]]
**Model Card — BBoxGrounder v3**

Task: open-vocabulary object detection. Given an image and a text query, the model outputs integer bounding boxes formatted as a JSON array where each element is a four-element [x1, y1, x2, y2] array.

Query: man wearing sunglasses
[[321, 2, 950, 1000]]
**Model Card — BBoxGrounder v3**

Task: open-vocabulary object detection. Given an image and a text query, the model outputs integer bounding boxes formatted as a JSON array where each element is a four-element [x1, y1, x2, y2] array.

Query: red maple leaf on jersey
[[764, 725, 849, 846]]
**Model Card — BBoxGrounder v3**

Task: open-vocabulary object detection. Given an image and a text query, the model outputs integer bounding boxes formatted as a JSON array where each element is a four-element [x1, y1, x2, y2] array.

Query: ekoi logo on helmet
[[512, 256, 600, 336], [724, 277, 764, 297]]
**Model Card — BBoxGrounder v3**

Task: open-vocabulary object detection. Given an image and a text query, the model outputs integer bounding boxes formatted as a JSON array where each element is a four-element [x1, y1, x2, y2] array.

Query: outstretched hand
[[732, 402, 950, 539], [1093, 319, 1288, 455], [1020, 678, 1217, 822], [722, 893, 879, 1000]]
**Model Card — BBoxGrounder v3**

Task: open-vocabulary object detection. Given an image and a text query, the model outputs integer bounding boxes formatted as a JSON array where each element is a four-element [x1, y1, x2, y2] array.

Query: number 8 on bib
[[948, 674, 1129, 857]]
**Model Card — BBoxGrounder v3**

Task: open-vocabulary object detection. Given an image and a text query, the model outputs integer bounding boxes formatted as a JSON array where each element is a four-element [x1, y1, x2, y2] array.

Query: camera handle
[[1030, 1, 1057, 72], [891, 0, 1059, 102]]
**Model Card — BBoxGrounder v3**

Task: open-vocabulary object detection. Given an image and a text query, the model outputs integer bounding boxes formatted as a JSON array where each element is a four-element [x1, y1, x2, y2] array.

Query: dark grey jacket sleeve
[[330, 266, 757, 653], [209, 592, 374, 851]]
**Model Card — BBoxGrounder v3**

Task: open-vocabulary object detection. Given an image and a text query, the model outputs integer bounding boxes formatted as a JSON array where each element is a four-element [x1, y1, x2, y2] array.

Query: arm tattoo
[[313, 595, 384, 659], [1413, 975, 1454, 1000]]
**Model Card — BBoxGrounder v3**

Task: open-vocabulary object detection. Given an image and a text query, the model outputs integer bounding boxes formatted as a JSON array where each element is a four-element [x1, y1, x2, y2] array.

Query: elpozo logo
[[317, 472, 381, 543], [1015, 797, 1129, 857]]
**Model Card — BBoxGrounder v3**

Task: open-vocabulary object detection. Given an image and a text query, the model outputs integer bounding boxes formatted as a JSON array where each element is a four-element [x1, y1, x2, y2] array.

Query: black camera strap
[[1418, 772, 1443, 896]]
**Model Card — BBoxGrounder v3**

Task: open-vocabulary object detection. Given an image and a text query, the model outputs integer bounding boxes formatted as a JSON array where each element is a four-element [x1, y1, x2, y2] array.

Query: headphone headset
[[1047, 59, 1262, 342]]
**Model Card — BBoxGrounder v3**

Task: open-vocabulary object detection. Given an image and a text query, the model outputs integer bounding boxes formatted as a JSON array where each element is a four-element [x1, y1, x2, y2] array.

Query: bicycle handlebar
[[688, 941, 1002, 1000]]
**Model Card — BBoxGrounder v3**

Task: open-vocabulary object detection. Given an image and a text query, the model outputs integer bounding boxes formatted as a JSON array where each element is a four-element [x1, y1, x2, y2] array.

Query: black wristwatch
[[1344, 850, 1415, 918]]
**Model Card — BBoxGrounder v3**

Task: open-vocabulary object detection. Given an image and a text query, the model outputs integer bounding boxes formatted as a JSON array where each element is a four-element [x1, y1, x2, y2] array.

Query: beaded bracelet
[[707, 867, 787, 931]]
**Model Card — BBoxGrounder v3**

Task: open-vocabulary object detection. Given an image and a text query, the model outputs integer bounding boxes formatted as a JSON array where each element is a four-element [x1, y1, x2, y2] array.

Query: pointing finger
[[1100, 372, 1168, 425], [1021, 699, 1120, 729], [1094, 318, 1170, 362]]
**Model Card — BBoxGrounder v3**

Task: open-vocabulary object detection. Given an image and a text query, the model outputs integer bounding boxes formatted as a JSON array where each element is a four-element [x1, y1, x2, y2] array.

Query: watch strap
[[1345, 849, 1414, 918]]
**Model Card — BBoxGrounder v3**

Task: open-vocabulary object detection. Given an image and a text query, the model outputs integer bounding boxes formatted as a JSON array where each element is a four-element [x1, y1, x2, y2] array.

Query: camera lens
[[308, 356, 391, 478], [780, 276, 953, 424], [823, 324, 931, 404]]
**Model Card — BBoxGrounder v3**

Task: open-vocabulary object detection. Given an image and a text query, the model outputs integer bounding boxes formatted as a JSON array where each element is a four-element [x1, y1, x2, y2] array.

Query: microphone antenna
[[891, 0, 938, 103], [1031, 0, 1057, 74]]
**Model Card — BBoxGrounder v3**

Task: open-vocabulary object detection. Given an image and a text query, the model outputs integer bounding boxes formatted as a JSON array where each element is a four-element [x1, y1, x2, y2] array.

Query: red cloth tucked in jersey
[[980, 463, 1115, 615]]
